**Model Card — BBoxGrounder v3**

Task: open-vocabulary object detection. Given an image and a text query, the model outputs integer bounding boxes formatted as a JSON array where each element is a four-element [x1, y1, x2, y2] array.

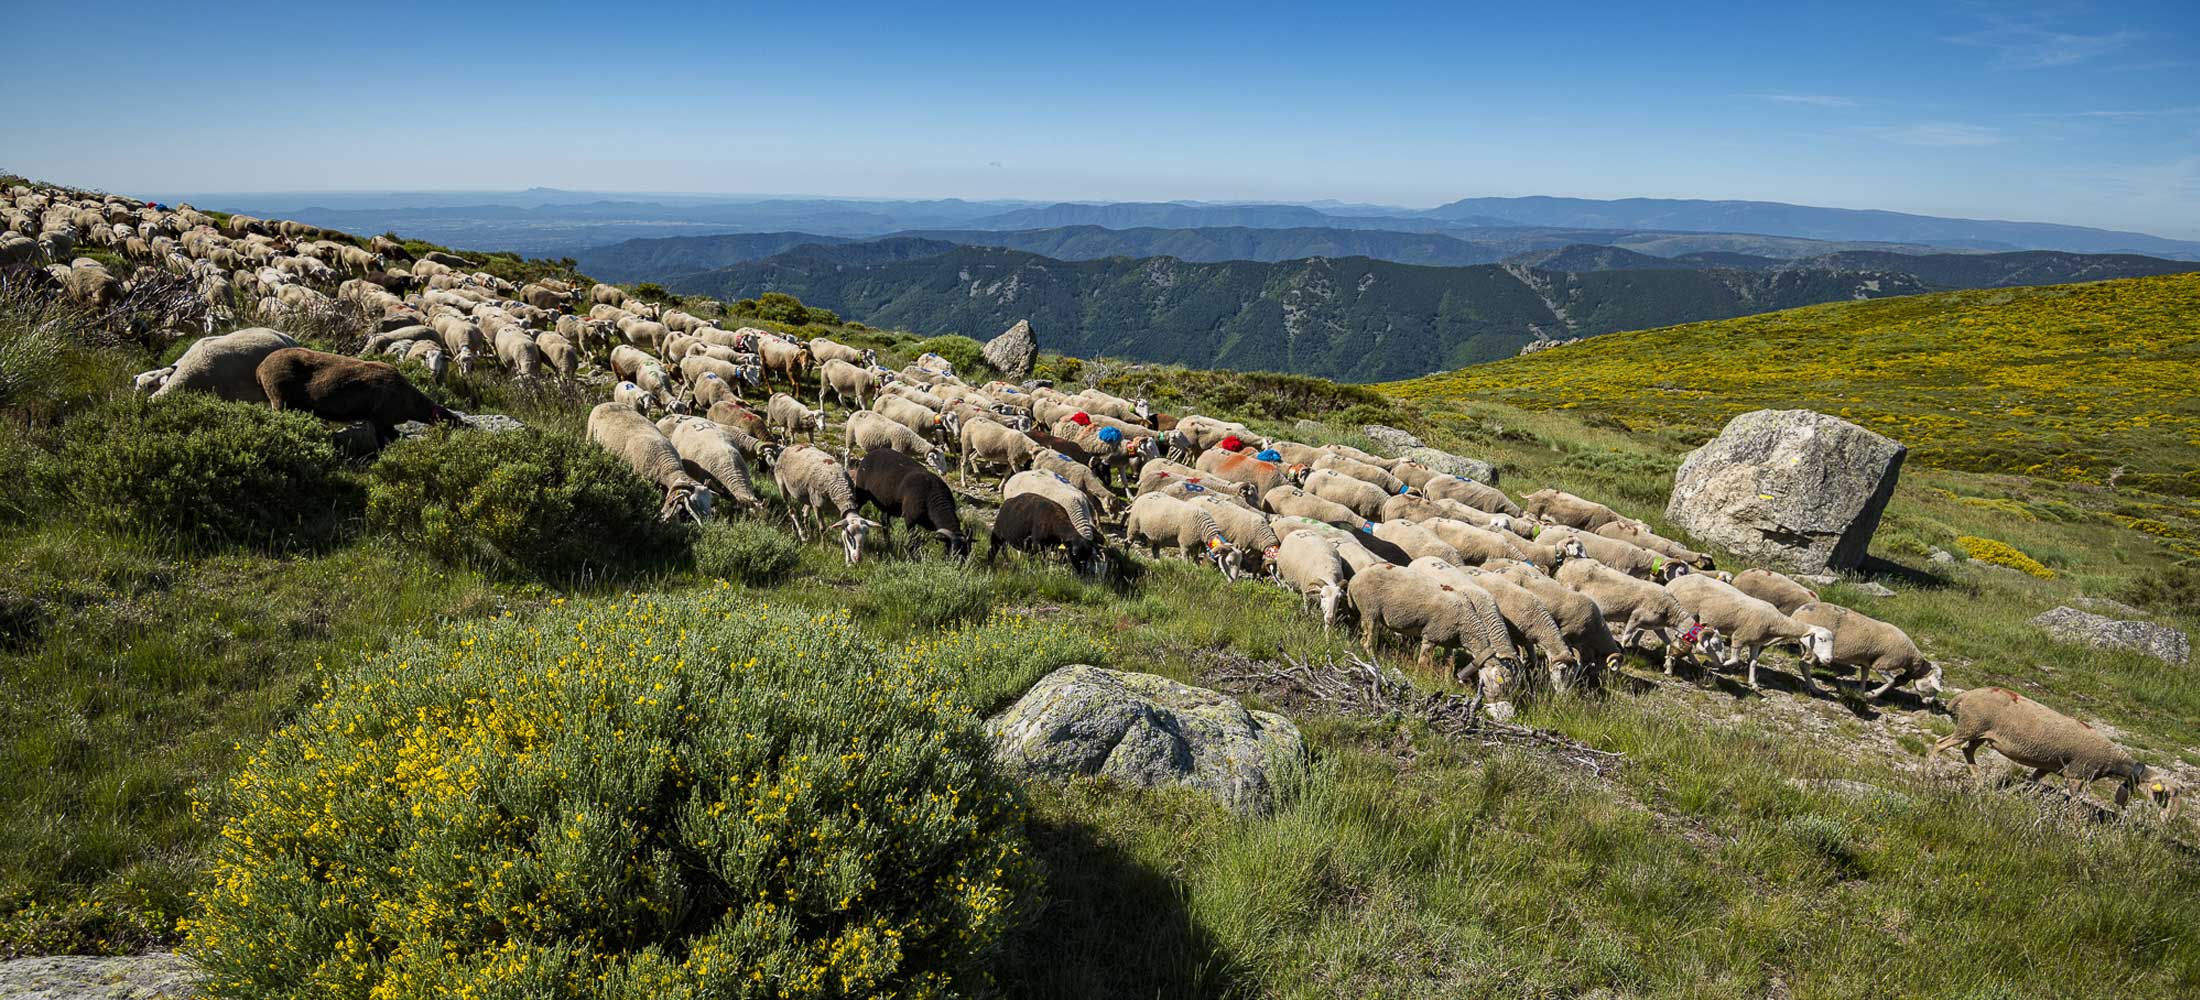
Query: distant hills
[[660, 241, 2199, 381]]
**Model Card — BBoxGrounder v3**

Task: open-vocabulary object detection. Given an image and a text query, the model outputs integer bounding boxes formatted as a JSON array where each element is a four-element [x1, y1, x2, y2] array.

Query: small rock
[[395, 412, 527, 439], [2029, 607, 2190, 666], [1797, 574, 1839, 587], [0, 953, 200, 998], [1853, 582, 1896, 598], [1360, 424, 1424, 452], [1928, 548, 1956, 564], [1292, 419, 1326, 435], [987, 665, 1305, 813], [1400, 446, 1499, 485], [1665, 409, 1906, 572], [981, 319, 1037, 378], [1019, 378, 1054, 391], [1483, 701, 1517, 723]]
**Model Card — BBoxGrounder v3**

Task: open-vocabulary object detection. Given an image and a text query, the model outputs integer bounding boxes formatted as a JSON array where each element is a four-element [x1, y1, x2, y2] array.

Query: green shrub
[[2118, 564, 2200, 617], [693, 519, 801, 586], [910, 336, 990, 379], [365, 428, 688, 580], [184, 593, 1030, 998], [53, 394, 357, 551], [859, 560, 997, 630], [902, 610, 1115, 713]]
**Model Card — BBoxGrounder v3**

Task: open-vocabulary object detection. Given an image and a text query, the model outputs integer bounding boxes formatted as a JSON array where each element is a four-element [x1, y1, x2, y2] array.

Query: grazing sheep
[[707, 400, 773, 443], [1053, 417, 1159, 488], [691, 372, 746, 412], [1196, 448, 1295, 497], [818, 357, 879, 410], [1537, 525, 1687, 582], [1321, 442, 1400, 471], [661, 416, 765, 511], [882, 381, 949, 412], [1665, 574, 1835, 690], [1030, 449, 1124, 516], [1186, 493, 1282, 577], [756, 336, 811, 390], [987, 493, 1103, 575], [773, 444, 876, 564], [1595, 519, 1715, 570], [1139, 460, 1261, 506], [613, 381, 661, 416], [1789, 602, 1945, 701], [1380, 492, 1516, 534], [1413, 516, 1530, 567], [590, 283, 624, 306], [1168, 414, 1258, 459], [58, 259, 121, 309], [1276, 531, 1349, 632], [1418, 476, 1523, 517], [1489, 560, 1627, 673], [1933, 687, 2171, 809], [132, 366, 176, 394], [874, 393, 950, 442], [1556, 558, 1702, 674], [1732, 568, 1819, 615], [148, 327, 299, 404], [1523, 489, 1626, 530], [1312, 452, 1406, 494], [1349, 562, 1521, 691], [493, 327, 543, 379], [958, 416, 1037, 489], [1301, 467, 1392, 520], [680, 354, 758, 396], [1372, 519, 1466, 566], [403, 339, 448, 383], [852, 445, 969, 558], [844, 410, 952, 475], [765, 392, 826, 442], [257, 348, 461, 446], [807, 337, 874, 368], [1411, 558, 1583, 691], [1270, 517, 1389, 576], [1005, 469, 1104, 543], [1124, 492, 1238, 578], [535, 331, 578, 380], [1262, 484, 1364, 525]]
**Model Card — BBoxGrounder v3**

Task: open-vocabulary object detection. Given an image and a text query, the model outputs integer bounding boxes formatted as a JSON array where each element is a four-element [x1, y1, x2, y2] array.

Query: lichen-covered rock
[[982, 319, 1037, 378], [396, 411, 525, 438], [2030, 607, 2190, 666], [0, 954, 199, 999], [987, 664, 1304, 812], [1666, 409, 1905, 572], [1400, 446, 1498, 485], [1361, 424, 1423, 452]]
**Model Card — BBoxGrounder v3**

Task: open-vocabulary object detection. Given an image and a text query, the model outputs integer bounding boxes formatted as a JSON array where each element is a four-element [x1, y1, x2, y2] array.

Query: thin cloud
[[1869, 123, 2007, 147], [1749, 93, 1860, 109], [1944, 20, 2137, 69]]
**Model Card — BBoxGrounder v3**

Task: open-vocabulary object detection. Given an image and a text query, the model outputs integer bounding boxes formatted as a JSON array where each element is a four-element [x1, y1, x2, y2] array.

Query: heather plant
[[184, 591, 1031, 998]]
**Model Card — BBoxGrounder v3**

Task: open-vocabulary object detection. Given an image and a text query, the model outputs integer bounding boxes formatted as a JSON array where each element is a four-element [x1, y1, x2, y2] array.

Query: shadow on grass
[[995, 817, 1241, 1000]]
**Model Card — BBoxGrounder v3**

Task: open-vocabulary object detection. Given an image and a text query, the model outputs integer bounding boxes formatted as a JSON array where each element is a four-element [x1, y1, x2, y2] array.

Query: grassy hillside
[[7, 234, 2200, 996], [1389, 272, 2200, 551]]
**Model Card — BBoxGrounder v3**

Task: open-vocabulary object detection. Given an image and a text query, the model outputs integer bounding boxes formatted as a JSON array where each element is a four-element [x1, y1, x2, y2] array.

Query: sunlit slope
[[1387, 273, 2200, 500]]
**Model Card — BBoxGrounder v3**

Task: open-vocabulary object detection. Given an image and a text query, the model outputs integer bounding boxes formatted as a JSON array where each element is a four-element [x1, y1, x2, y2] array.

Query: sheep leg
[[786, 505, 809, 542], [1745, 648, 1762, 690], [1867, 671, 1902, 700]]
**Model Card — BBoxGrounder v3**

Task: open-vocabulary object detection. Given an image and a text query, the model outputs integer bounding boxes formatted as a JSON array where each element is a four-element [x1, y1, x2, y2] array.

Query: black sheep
[[1331, 520, 1413, 566], [852, 446, 969, 559], [256, 347, 460, 446], [987, 493, 1100, 575]]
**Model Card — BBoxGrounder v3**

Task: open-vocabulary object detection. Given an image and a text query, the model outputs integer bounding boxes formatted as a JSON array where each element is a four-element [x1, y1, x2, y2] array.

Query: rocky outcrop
[[982, 319, 1037, 378], [1360, 424, 1423, 452], [1401, 446, 1498, 486], [2030, 607, 2190, 666], [0, 954, 199, 999], [1665, 409, 1905, 572], [987, 664, 1305, 813]]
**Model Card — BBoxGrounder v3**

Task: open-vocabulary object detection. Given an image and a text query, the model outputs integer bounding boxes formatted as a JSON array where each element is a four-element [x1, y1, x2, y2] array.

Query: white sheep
[[1665, 574, 1834, 690], [586, 402, 715, 523], [844, 410, 951, 475], [148, 327, 300, 404], [1275, 530, 1348, 632], [773, 444, 877, 564], [1124, 492, 1237, 578], [765, 392, 826, 442]]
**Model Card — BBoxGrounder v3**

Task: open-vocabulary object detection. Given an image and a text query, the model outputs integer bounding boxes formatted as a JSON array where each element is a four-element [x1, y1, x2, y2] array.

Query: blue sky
[[4, 0, 2197, 235]]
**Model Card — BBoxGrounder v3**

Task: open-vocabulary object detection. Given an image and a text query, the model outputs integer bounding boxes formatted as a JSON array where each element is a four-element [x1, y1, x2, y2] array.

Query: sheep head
[[831, 514, 877, 566], [1800, 624, 1835, 665], [936, 528, 972, 561], [1913, 661, 1946, 699], [132, 366, 175, 394], [1204, 535, 1238, 580], [1316, 581, 1343, 631], [661, 482, 715, 524]]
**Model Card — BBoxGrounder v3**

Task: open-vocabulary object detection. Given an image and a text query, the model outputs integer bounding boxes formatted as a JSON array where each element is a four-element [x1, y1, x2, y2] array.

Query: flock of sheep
[[3, 180, 2173, 814]]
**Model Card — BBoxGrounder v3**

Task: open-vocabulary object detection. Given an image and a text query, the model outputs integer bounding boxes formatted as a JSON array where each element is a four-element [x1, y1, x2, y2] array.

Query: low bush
[[910, 335, 990, 379], [693, 519, 801, 586], [1955, 535, 2055, 579], [859, 560, 997, 630], [902, 610, 1115, 713], [365, 428, 688, 580], [53, 393, 357, 551], [184, 593, 1031, 998], [2117, 564, 2200, 617]]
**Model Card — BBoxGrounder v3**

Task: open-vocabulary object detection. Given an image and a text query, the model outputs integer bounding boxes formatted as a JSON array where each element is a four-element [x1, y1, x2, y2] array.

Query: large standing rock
[[2030, 607, 2190, 666], [982, 319, 1037, 378], [1665, 409, 1904, 572], [987, 664, 1304, 813]]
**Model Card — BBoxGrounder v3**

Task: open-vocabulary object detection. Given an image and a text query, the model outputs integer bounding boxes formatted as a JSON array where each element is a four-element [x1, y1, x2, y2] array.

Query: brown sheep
[[255, 348, 460, 445]]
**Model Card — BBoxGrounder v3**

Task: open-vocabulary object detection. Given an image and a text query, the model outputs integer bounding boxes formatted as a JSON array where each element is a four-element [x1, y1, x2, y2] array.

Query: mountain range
[[659, 242, 2198, 381]]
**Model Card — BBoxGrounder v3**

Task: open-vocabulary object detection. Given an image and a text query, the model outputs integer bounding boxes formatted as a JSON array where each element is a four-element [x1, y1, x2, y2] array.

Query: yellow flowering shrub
[[1955, 535, 2056, 579], [184, 589, 1031, 998], [365, 429, 690, 580]]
